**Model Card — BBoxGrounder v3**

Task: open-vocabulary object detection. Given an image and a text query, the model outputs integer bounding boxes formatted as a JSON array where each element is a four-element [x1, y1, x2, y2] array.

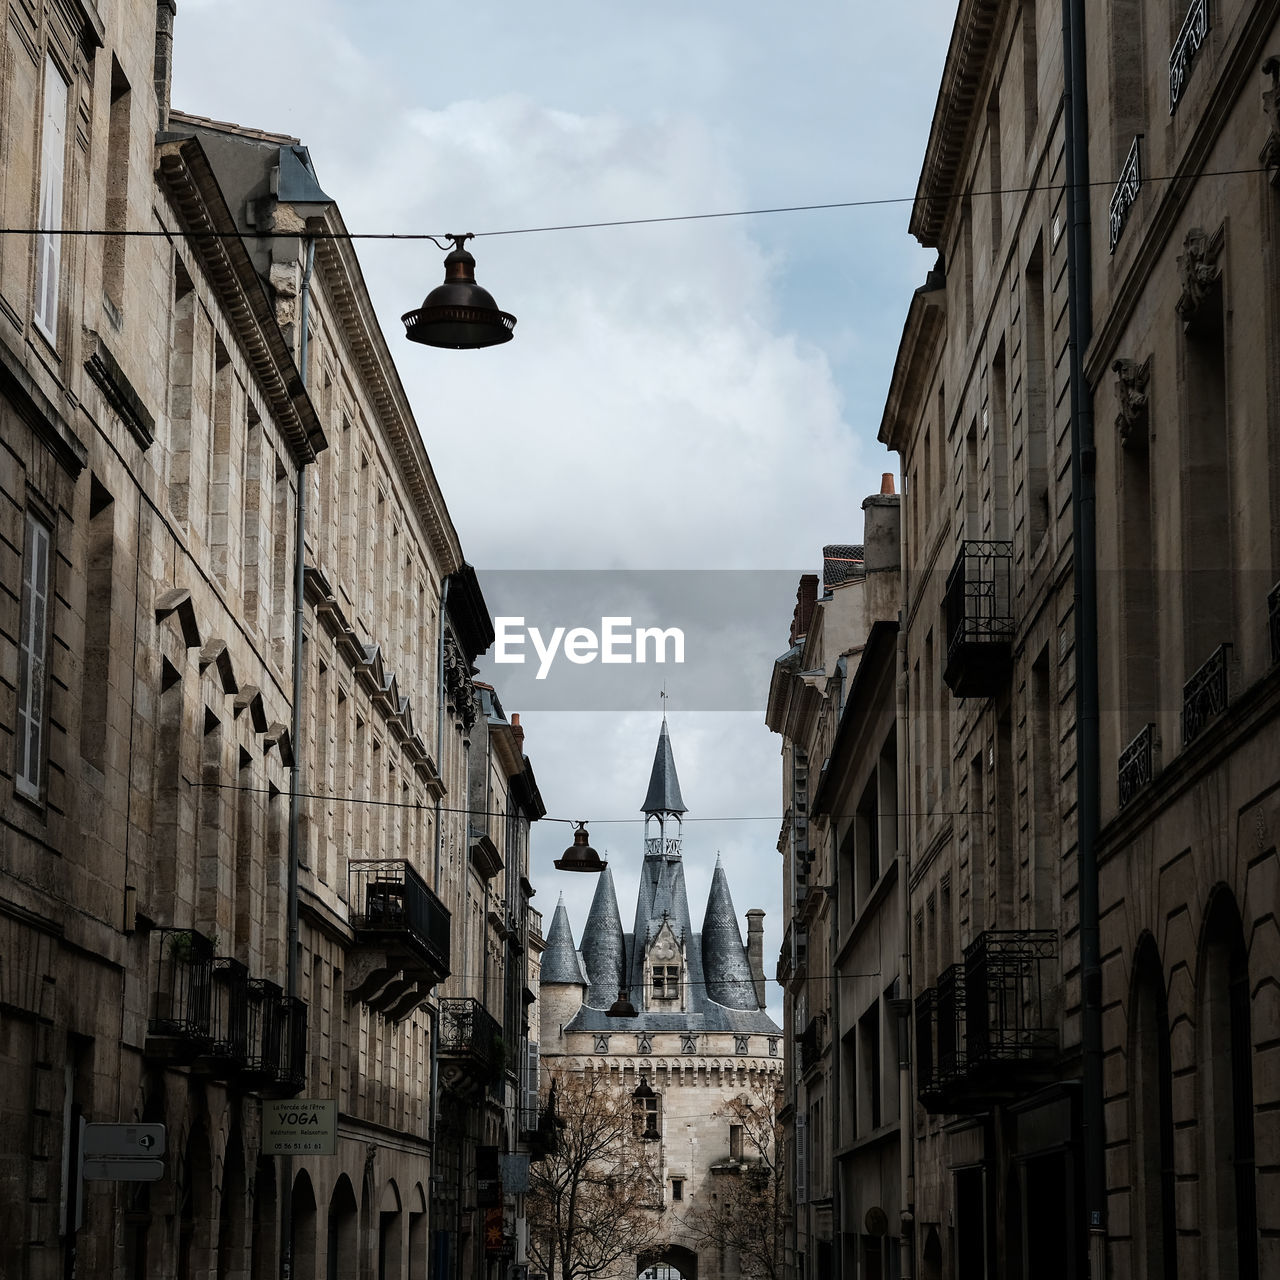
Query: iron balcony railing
[[1269, 582, 1280, 667], [204, 957, 250, 1073], [964, 930, 1058, 1065], [349, 858, 451, 982], [1181, 643, 1231, 745], [914, 963, 969, 1113], [943, 541, 1015, 697], [1117, 723, 1156, 809], [244, 979, 307, 1096], [797, 1016, 824, 1076], [148, 927, 215, 1047], [439, 996, 505, 1088]]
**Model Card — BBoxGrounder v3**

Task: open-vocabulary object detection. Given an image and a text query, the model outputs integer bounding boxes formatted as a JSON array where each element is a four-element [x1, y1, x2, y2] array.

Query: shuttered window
[[34, 55, 68, 341], [17, 512, 52, 797]]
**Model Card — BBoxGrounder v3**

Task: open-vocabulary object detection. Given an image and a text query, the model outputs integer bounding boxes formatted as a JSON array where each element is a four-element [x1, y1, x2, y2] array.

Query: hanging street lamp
[[402, 233, 516, 349]]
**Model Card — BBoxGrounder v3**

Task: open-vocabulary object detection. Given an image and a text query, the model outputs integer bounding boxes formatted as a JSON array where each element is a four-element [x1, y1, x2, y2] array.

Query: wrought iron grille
[[245, 979, 307, 1094], [943, 541, 1015, 695], [1181, 643, 1231, 745], [207, 957, 250, 1067], [348, 857, 451, 978], [439, 997, 504, 1081], [1117, 724, 1156, 808], [798, 1017, 823, 1075], [935, 964, 969, 1080], [1269, 582, 1280, 667], [963, 931, 1057, 1063], [149, 927, 214, 1039], [914, 988, 939, 1102]]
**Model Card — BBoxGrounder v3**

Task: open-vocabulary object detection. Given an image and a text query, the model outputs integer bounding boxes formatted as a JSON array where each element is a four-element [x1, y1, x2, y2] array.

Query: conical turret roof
[[580, 868, 627, 1009], [542, 895, 588, 986], [701, 857, 759, 1010], [641, 718, 687, 815]]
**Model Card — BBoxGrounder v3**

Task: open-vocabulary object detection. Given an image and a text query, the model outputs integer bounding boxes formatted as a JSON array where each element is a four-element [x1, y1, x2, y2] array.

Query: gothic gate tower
[[539, 718, 783, 1280]]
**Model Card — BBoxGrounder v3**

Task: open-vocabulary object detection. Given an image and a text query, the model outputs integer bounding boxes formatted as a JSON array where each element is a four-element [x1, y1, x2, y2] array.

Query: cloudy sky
[[172, 0, 956, 1022]]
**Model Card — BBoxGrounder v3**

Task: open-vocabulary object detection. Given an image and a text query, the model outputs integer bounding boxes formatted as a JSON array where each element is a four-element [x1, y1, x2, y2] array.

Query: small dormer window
[[652, 965, 681, 1001]]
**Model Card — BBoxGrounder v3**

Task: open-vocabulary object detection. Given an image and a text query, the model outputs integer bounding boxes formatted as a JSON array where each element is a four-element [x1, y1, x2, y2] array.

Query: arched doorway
[[291, 1170, 318, 1279], [328, 1174, 359, 1280], [637, 1243, 698, 1280], [921, 1226, 943, 1280], [378, 1180, 403, 1280]]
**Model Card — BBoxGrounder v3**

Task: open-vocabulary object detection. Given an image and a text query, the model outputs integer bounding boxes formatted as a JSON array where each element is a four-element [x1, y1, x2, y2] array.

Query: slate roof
[[641, 718, 687, 815], [701, 857, 759, 1010], [580, 868, 627, 1009], [541, 896, 588, 985]]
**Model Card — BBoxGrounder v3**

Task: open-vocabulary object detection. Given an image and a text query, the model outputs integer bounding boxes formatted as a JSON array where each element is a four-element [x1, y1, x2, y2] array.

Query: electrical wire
[[0, 163, 1271, 244], [185, 774, 983, 824]]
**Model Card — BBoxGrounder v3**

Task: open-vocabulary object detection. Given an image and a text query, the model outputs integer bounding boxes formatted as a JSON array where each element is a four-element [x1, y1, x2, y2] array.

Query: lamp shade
[[554, 822, 607, 872], [403, 240, 515, 349], [606, 988, 638, 1019]]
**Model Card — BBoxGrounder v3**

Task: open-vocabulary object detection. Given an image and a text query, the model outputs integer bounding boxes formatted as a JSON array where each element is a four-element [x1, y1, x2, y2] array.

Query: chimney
[[154, 1, 178, 132], [746, 909, 766, 1007], [862, 486, 902, 577], [789, 574, 819, 645], [511, 712, 525, 753], [880, 471, 896, 495]]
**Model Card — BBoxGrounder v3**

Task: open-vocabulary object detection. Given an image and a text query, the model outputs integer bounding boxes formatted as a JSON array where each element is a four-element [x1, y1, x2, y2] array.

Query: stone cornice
[[154, 137, 326, 466], [879, 274, 947, 455], [311, 211, 463, 577], [910, 0, 1002, 248]]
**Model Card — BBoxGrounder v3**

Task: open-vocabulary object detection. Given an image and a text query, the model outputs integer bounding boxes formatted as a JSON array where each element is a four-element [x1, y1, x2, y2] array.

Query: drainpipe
[[1062, 0, 1106, 1271], [281, 235, 317, 1280], [895, 627, 915, 1280]]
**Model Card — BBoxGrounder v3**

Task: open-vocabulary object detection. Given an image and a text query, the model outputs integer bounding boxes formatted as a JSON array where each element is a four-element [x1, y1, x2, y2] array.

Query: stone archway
[[637, 1243, 698, 1280]]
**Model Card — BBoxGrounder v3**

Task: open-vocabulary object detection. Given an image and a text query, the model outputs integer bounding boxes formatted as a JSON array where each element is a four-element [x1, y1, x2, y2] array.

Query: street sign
[[83, 1123, 166, 1159], [262, 1099, 337, 1155], [82, 1157, 166, 1182]]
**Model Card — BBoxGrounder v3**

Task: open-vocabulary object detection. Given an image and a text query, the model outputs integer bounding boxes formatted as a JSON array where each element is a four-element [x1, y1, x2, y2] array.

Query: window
[[730, 1124, 744, 1160], [652, 965, 680, 1001], [671, 1177, 684, 1202], [34, 55, 68, 340], [632, 1088, 660, 1139], [17, 511, 53, 798]]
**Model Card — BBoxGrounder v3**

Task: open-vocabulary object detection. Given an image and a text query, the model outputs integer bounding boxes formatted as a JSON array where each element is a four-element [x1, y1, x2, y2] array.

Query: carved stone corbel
[[442, 633, 478, 732], [1113, 357, 1151, 450], [1262, 56, 1280, 186], [1175, 225, 1224, 327]]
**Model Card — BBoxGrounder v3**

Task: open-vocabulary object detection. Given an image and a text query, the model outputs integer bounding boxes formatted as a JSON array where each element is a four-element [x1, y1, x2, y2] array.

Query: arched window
[[1198, 889, 1258, 1279], [1130, 936, 1176, 1279]]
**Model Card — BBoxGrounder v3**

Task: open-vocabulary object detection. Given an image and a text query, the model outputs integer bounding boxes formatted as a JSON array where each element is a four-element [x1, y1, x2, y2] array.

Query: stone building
[[766, 482, 904, 1280], [1084, 3, 1280, 1277], [538, 719, 783, 1280], [0, 4, 539, 1279], [872, 0, 1280, 1277], [876, 0, 1089, 1274]]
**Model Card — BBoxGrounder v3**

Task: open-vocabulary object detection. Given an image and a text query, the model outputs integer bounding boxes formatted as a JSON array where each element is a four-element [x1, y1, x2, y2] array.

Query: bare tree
[[685, 1076, 785, 1280], [527, 1067, 665, 1280]]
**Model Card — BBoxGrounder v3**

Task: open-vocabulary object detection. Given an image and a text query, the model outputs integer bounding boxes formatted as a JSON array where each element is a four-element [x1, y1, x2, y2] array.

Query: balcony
[[146, 928, 214, 1061], [347, 859, 451, 1019], [193, 957, 250, 1077], [1117, 724, 1156, 809], [1181, 643, 1230, 745], [242, 980, 307, 1097], [438, 997, 505, 1097], [915, 964, 968, 1114], [797, 1016, 825, 1076], [943, 541, 1014, 697], [915, 933, 1057, 1113]]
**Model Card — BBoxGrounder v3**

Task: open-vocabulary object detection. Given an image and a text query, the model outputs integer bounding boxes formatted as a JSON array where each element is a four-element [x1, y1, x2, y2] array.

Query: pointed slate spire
[[642, 717, 687, 815], [701, 858, 759, 1010], [542, 895, 588, 986], [580, 868, 627, 1009]]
